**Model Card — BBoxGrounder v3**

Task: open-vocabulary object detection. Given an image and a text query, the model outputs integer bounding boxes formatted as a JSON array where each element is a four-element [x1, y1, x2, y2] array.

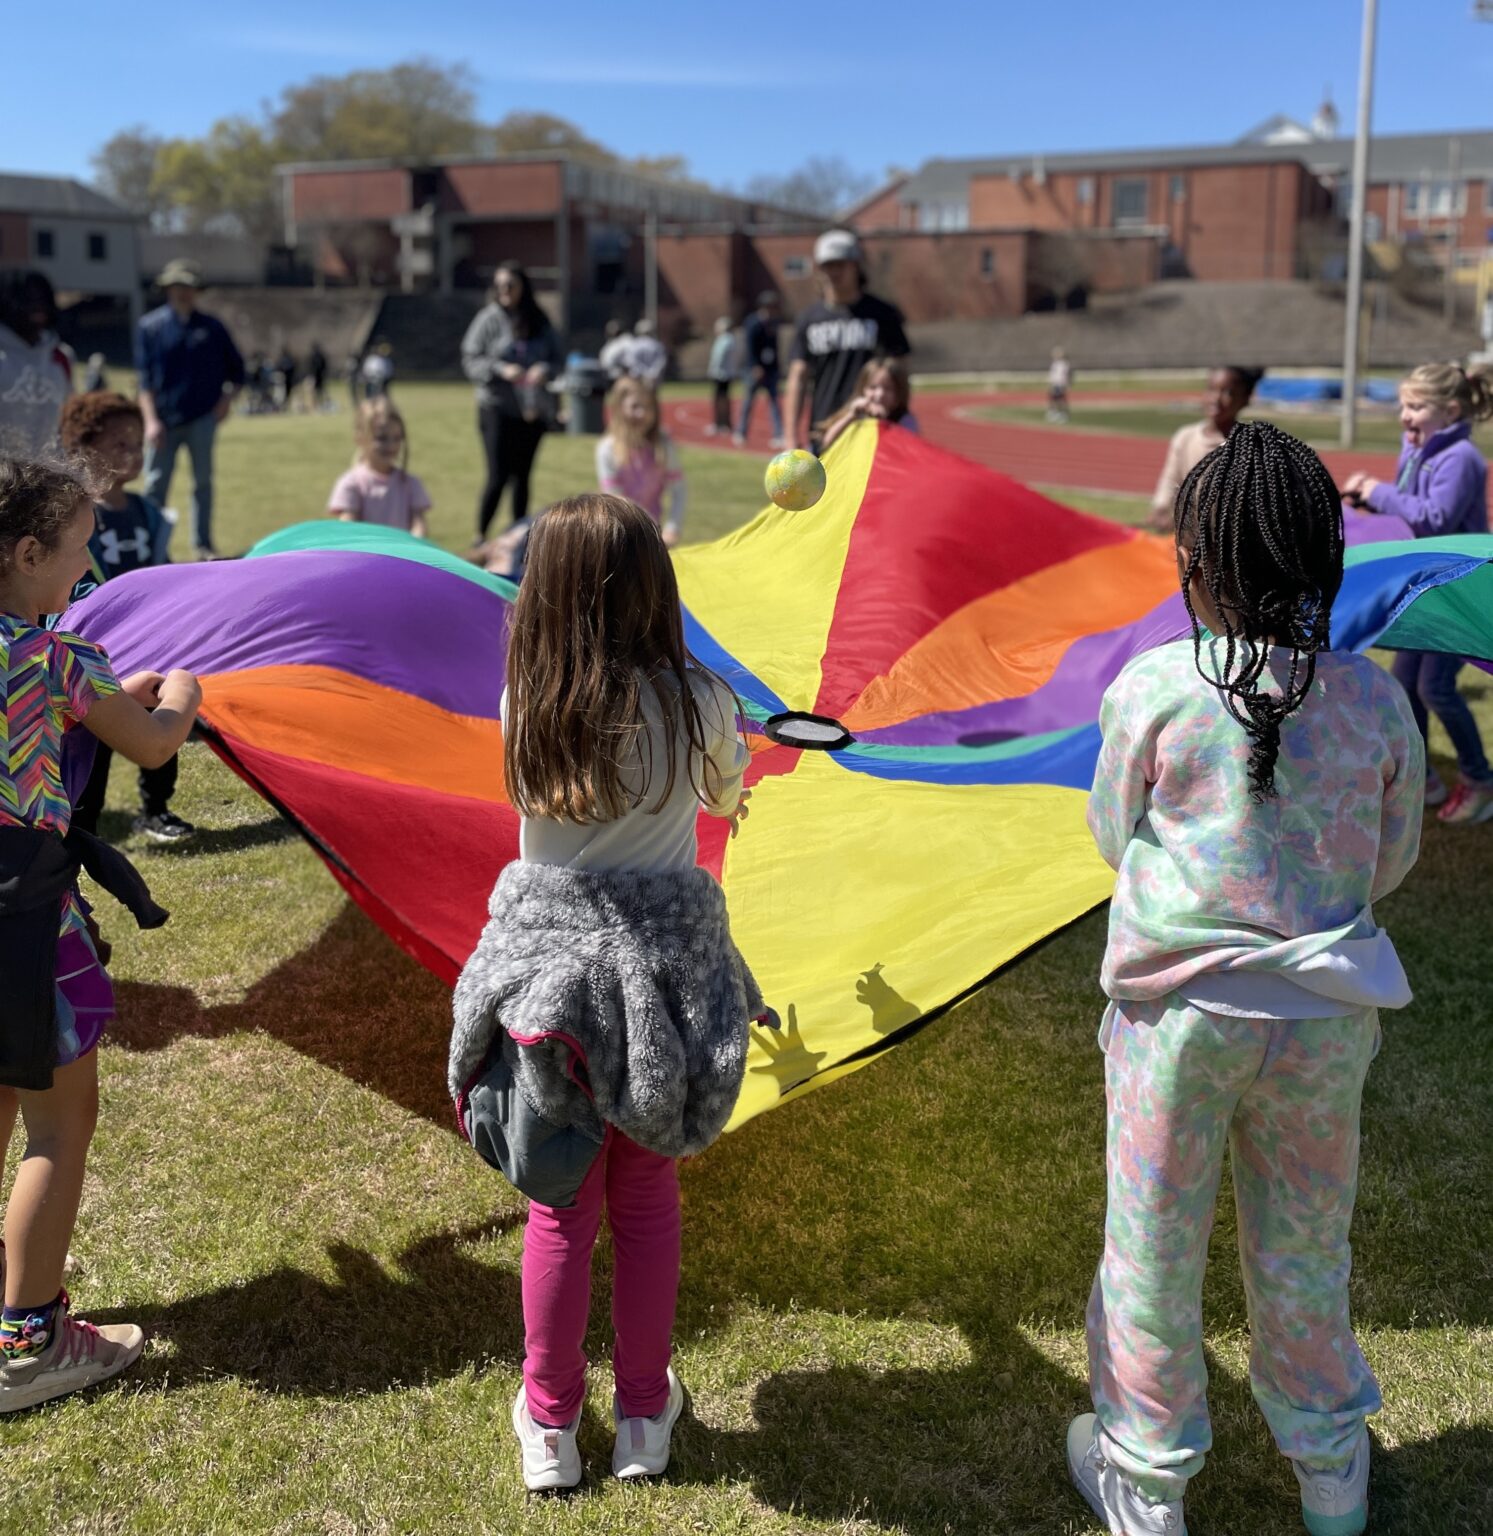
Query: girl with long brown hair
[[451, 494, 761, 1491]]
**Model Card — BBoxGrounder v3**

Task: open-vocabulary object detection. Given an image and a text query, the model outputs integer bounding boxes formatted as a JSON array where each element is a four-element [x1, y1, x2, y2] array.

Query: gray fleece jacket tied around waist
[[449, 862, 765, 1162]]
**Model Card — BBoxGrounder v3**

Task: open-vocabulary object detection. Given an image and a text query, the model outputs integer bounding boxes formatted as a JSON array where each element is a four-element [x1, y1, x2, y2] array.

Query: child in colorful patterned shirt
[[0, 456, 201, 1414], [596, 379, 684, 546], [1068, 422, 1424, 1536]]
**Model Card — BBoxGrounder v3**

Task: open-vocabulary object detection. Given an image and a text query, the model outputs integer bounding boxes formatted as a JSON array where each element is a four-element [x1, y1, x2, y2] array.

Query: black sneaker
[[133, 811, 197, 845]]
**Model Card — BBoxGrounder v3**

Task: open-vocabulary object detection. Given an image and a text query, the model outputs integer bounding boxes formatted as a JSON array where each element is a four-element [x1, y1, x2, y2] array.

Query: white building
[[0, 172, 142, 321]]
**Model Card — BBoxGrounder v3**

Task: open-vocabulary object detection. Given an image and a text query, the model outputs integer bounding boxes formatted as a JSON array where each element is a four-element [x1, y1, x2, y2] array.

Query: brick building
[[280, 153, 818, 339], [279, 126, 1493, 348], [868, 127, 1493, 285]]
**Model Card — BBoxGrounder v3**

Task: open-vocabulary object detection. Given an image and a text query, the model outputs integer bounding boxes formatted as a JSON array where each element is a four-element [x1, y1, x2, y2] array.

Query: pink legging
[[522, 1129, 681, 1426]]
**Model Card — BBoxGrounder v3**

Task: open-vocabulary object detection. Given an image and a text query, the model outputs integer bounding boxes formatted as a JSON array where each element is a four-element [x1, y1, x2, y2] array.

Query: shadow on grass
[[102, 818, 1493, 1529], [93, 1218, 526, 1396], [97, 810, 302, 858], [113, 903, 457, 1126]]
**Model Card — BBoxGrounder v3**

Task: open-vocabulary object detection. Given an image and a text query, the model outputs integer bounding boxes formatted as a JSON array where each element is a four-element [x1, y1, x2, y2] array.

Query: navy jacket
[[134, 305, 245, 428]]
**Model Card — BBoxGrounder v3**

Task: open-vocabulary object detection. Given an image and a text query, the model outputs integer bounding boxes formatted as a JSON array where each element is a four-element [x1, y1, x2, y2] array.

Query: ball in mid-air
[[764, 449, 827, 511]]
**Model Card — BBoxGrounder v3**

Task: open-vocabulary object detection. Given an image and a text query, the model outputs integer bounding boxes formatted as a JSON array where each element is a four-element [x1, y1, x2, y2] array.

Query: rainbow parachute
[[70, 422, 1493, 1128]]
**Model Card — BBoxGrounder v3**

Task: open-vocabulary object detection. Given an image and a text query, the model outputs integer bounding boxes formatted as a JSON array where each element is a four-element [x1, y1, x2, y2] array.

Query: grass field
[[6, 383, 1493, 1535]]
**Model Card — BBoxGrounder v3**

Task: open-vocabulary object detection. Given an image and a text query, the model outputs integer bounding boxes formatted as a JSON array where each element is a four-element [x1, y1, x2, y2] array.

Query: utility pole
[[1340, 0, 1379, 449], [644, 208, 659, 330]]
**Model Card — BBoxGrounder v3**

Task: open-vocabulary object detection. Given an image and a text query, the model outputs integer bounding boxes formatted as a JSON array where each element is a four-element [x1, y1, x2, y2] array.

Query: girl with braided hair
[[1067, 421, 1424, 1536], [1343, 361, 1493, 824]]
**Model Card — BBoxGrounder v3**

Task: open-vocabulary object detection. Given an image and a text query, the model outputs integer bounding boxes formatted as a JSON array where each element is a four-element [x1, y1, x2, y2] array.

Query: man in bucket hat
[[134, 259, 245, 558], [784, 229, 909, 455]]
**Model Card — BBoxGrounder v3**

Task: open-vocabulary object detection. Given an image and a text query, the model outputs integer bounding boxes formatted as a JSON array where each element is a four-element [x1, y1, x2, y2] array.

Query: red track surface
[[663, 390, 1430, 505]]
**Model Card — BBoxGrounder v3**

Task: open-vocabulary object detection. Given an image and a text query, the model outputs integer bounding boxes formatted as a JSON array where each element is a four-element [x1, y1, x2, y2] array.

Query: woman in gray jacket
[[461, 262, 560, 543]]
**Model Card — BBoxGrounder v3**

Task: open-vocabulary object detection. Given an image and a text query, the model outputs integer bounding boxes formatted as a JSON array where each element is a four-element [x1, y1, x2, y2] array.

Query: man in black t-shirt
[[785, 229, 909, 453]]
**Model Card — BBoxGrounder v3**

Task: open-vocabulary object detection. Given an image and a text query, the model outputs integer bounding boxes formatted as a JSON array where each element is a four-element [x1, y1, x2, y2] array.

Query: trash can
[[563, 357, 610, 435]]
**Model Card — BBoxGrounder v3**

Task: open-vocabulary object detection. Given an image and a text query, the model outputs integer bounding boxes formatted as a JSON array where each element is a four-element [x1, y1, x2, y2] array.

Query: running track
[[663, 390, 1437, 506]]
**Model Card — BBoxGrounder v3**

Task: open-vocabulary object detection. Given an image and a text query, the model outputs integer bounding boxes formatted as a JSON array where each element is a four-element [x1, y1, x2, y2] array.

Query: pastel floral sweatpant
[[1086, 997, 1382, 1502]]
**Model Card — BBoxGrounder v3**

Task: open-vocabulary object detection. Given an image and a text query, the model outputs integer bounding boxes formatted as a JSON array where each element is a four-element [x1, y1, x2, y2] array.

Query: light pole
[[1340, 0, 1379, 449]]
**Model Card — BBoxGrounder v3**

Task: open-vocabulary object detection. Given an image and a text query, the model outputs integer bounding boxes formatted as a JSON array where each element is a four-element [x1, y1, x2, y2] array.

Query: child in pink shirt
[[327, 400, 432, 537], [595, 379, 684, 545]]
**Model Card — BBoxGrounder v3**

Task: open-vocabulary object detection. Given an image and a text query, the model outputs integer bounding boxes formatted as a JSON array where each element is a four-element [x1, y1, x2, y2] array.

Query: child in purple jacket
[[1344, 362, 1493, 824]]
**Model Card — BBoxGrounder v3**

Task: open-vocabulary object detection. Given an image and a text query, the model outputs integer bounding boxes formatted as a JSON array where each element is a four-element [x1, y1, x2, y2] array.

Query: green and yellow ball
[[764, 449, 827, 511]]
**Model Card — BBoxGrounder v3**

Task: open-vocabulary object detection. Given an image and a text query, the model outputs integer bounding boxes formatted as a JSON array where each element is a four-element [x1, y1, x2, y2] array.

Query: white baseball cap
[[814, 229, 863, 266]]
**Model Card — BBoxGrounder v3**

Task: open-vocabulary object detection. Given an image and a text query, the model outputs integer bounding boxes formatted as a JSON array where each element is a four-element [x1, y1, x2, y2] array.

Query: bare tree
[[91, 127, 169, 226], [744, 156, 877, 217]]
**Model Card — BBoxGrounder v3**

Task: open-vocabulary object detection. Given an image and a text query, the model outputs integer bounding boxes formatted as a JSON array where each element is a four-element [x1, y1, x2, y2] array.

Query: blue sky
[[8, 1, 1493, 192]]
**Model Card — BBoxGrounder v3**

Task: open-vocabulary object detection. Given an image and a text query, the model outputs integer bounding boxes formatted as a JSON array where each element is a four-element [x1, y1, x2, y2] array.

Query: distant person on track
[[1047, 347, 1072, 423], [785, 229, 909, 455], [734, 291, 785, 448], [1149, 366, 1263, 532], [705, 318, 737, 437]]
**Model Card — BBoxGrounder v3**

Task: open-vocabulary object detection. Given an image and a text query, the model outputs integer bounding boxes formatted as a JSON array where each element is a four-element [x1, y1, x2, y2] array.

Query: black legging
[[477, 404, 547, 538], [72, 744, 179, 834]]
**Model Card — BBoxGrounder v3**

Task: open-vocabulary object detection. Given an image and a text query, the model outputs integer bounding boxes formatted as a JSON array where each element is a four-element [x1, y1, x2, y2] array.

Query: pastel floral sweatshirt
[[1088, 638, 1424, 1006]]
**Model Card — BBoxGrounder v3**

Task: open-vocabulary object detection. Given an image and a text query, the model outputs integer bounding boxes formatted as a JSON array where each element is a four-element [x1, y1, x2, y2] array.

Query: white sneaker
[[0, 1296, 144, 1413], [511, 1384, 582, 1491], [612, 1367, 684, 1479], [1292, 1426, 1369, 1536], [731, 434, 746, 447], [1067, 1414, 1186, 1534], [1424, 770, 1449, 808]]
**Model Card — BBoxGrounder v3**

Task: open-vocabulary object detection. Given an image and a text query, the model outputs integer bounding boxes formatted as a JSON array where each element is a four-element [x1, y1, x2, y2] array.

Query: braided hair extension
[[1173, 420, 1345, 801]]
